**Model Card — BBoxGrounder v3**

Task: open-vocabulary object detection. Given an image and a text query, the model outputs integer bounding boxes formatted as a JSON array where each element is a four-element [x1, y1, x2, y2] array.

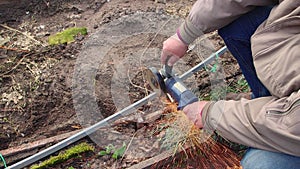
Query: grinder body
[[165, 76, 198, 110], [145, 66, 198, 110]]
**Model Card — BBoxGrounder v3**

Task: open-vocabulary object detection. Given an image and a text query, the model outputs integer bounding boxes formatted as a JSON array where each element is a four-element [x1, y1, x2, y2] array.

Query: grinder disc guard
[[144, 67, 166, 95]]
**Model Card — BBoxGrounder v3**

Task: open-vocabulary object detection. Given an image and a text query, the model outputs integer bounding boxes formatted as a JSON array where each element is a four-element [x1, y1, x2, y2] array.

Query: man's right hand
[[161, 34, 188, 66]]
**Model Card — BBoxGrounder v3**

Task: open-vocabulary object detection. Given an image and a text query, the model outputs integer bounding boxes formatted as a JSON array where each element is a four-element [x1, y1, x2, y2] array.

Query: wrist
[[176, 28, 188, 46], [201, 101, 215, 129]]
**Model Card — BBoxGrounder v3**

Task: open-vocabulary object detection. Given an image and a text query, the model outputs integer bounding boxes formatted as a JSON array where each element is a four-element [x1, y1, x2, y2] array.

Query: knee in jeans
[[217, 26, 238, 43], [241, 156, 260, 169], [217, 21, 241, 40], [240, 149, 270, 169], [240, 149, 300, 169], [217, 28, 229, 40]]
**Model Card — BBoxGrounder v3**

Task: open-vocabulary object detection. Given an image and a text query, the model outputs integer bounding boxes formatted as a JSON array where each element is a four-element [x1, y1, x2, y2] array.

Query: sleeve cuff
[[177, 18, 204, 45], [201, 101, 216, 130]]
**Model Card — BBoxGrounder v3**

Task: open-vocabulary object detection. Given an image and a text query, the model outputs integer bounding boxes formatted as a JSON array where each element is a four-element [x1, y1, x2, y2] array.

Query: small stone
[[155, 0, 166, 4], [0, 55, 7, 59], [93, 24, 99, 29]]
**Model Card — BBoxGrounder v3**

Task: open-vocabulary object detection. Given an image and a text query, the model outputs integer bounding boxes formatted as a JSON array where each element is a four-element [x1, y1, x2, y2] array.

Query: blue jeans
[[241, 148, 300, 169], [218, 6, 300, 168], [218, 6, 272, 98]]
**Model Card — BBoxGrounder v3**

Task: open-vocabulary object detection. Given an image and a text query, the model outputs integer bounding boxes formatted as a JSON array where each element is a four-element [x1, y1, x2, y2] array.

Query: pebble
[[93, 24, 99, 29]]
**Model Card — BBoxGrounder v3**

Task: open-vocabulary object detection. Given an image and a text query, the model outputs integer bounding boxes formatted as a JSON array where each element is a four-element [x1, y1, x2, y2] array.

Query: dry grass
[[158, 101, 242, 169]]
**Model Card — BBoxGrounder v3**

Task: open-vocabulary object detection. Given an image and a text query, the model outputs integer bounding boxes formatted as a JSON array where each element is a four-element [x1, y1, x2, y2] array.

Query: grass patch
[[200, 75, 250, 101], [159, 103, 208, 154], [30, 142, 94, 169], [98, 142, 127, 160], [158, 102, 242, 168], [48, 27, 87, 45]]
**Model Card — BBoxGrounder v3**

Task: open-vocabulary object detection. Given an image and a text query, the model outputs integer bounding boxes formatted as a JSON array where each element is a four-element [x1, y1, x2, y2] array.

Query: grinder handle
[[164, 56, 173, 78]]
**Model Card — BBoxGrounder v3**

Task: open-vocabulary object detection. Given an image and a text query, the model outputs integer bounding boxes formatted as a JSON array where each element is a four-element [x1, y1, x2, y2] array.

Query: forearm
[[202, 90, 300, 157], [178, 0, 278, 44]]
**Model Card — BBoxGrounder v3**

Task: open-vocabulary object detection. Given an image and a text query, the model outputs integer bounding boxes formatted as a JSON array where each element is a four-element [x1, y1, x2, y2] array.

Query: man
[[161, 0, 300, 168]]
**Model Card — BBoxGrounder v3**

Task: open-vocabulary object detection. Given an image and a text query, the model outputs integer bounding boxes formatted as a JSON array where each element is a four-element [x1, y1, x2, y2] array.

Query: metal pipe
[[180, 46, 228, 80], [7, 92, 157, 169], [7, 46, 227, 169]]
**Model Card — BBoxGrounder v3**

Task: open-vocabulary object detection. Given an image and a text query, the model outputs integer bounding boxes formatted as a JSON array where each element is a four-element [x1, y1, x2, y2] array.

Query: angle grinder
[[144, 60, 199, 110]]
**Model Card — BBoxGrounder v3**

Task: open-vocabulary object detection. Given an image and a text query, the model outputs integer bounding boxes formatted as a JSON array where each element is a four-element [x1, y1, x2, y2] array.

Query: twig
[[43, 0, 50, 7], [0, 24, 45, 47], [120, 132, 137, 161], [127, 146, 185, 169], [0, 46, 30, 53], [127, 69, 148, 91], [115, 129, 146, 168], [0, 130, 81, 165], [0, 52, 31, 76], [137, 18, 172, 96]]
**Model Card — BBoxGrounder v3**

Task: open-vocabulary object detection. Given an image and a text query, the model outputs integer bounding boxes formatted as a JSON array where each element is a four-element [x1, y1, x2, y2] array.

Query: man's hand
[[183, 101, 209, 128], [161, 34, 188, 66]]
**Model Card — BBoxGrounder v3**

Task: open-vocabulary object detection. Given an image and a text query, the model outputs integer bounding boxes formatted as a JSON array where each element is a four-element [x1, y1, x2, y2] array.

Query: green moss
[[30, 142, 94, 169], [48, 27, 87, 45]]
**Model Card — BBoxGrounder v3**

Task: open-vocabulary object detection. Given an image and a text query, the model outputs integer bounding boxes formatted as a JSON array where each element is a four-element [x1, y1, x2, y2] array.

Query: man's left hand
[[183, 101, 209, 128]]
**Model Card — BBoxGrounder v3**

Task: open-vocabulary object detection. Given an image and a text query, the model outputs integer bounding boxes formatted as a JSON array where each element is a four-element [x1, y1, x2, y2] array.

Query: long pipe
[[180, 46, 228, 80], [7, 46, 227, 169]]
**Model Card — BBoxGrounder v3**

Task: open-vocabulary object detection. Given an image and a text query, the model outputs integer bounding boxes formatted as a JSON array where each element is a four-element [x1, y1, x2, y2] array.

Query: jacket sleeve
[[202, 90, 300, 157], [177, 0, 278, 44]]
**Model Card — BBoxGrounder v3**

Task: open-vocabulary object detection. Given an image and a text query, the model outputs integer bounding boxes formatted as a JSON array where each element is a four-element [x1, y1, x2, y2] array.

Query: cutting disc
[[144, 67, 165, 95]]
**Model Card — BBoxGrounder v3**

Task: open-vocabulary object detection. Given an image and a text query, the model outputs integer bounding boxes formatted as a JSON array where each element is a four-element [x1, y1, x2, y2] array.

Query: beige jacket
[[178, 0, 300, 156]]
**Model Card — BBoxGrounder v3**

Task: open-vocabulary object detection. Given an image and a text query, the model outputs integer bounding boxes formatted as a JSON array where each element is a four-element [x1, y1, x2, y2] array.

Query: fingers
[[161, 50, 180, 66], [182, 101, 209, 128], [160, 49, 170, 65], [167, 55, 180, 66], [183, 102, 200, 126], [161, 34, 188, 66]]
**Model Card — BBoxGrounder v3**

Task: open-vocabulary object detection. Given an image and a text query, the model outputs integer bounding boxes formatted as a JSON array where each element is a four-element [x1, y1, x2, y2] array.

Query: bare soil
[[0, 0, 245, 168]]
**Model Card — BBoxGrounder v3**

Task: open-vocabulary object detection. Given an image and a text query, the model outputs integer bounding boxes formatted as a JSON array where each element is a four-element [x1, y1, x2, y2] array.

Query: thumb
[[167, 55, 180, 66]]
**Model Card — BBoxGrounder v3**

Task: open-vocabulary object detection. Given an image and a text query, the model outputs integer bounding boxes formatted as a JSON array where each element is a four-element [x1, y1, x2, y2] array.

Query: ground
[[0, 0, 246, 168]]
